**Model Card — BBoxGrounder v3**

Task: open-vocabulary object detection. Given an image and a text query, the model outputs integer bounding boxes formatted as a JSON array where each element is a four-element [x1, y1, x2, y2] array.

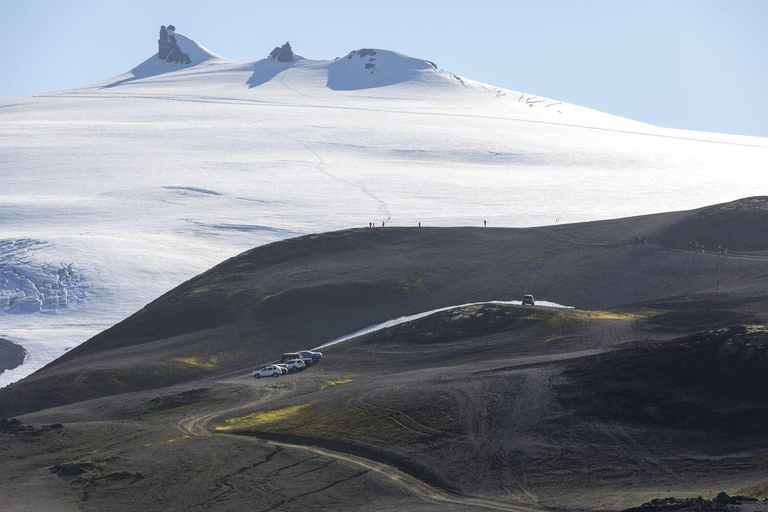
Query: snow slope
[[1, 32, 767, 386]]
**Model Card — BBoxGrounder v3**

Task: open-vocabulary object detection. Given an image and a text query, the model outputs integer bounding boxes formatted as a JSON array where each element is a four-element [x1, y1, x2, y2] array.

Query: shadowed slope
[[1, 198, 767, 416]]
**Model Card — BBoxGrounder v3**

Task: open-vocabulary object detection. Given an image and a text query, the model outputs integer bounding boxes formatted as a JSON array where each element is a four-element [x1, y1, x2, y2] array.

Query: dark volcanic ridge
[[2, 196, 768, 418], [0, 337, 26, 375]]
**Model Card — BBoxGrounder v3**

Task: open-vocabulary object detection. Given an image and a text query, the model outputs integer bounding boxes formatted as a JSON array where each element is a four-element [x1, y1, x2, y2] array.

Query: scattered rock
[[0, 417, 24, 433], [269, 42, 294, 62], [158, 25, 191, 64], [50, 462, 97, 476], [98, 471, 145, 483], [623, 492, 763, 511], [0, 417, 65, 436], [345, 49, 381, 73]]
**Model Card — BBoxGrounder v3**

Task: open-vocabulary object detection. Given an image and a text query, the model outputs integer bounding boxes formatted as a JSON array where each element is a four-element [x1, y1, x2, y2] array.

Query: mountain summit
[[158, 25, 191, 64], [269, 41, 296, 62]]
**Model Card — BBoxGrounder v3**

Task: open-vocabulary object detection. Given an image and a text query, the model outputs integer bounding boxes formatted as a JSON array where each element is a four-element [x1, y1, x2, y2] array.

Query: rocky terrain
[[0, 338, 25, 375], [269, 41, 295, 62], [1, 198, 767, 511]]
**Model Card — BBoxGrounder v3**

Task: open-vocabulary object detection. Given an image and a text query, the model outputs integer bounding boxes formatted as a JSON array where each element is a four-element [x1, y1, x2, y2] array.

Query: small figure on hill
[[724, 247, 728, 255], [716, 279, 720, 289], [702, 245, 705, 253], [635, 236, 639, 244], [484, 220, 487, 227], [688, 241, 692, 250], [382, 221, 384, 227], [418, 222, 421, 227], [696, 241, 700, 249]]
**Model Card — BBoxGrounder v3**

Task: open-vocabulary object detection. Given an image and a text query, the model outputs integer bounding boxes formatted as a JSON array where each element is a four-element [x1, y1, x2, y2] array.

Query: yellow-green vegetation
[[173, 356, 220, 370], [526, 253, 552, 265], [141, 436, 191, 448], [216, 402, 317, 432], [397, 276, 425, 297], [318, 377, 355, 391], [249, 289, 285, 308], [530, 311, 587, 343], [53, 364, 207, 396], [217, 395, 448, 446], [173, 344, 250, 372], [287, 405, 423, 444], [569, 309, 654, 320], [530, 308, 655, 343], [57, 450, 98, 463]]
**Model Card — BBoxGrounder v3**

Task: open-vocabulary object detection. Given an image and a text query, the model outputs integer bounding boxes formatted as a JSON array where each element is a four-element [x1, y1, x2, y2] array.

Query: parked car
[[298, 350, 322, 362], [275, 364, 288, 375], [522, 294, 535, 306], [252, 365, 282, 378], [284, 359, 307, 372]]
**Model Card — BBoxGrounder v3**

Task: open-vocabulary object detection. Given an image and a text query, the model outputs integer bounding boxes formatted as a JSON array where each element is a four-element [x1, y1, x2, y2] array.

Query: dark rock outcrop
[[0, 338, 25, 375], [0, 417, 63, 436], [269, 42, 294, 62], [622, 492, 762, 511], [158, 25, 191, 64], [346, 49, 379, 73]]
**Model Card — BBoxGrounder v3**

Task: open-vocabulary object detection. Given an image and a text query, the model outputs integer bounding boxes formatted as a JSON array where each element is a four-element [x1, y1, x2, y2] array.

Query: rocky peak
[[269, 42, 294, 63], [158, 25, 191, 64]]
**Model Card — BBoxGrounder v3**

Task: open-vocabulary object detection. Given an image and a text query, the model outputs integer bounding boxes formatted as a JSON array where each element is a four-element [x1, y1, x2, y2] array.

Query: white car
[[284, 359, 307, 372], [298, 350, 322, 362], [252, 365, 281, 379]]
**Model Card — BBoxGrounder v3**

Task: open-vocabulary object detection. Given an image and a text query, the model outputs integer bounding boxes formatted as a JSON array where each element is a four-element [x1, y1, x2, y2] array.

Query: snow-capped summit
[[100, 27, 228, 88], [155, 25, 226, 66], [327, 48, 443, 90]]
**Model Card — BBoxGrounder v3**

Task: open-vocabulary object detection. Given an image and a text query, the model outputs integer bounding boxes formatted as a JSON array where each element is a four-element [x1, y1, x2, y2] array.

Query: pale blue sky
[[1, 0, 766, 136]]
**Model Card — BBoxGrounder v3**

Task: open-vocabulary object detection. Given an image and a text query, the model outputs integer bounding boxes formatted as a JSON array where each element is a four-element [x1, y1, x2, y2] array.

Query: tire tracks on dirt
[[178, 382, 543, 511]]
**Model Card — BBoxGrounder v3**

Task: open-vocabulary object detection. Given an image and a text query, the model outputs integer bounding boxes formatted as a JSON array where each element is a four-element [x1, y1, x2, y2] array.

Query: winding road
[[178, 388, 543, 512], [174, 302, 569, 511]]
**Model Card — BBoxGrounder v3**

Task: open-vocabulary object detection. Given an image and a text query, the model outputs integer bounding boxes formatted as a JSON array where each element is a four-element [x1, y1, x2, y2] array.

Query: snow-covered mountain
[[1, 28, 767, 386]]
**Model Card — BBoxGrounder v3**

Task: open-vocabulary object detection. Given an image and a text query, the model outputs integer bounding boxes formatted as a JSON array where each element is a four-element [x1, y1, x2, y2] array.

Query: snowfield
[[1, 32, 767, 385]]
